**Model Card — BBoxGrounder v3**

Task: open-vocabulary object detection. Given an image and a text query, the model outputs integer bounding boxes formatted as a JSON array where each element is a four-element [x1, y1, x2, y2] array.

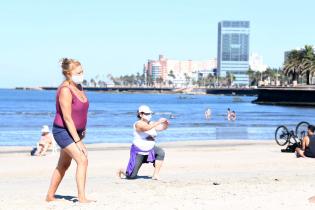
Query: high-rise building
[[144, 55, 217, 87], [249, 53, 267, 72], [217, 21, 250, 85]]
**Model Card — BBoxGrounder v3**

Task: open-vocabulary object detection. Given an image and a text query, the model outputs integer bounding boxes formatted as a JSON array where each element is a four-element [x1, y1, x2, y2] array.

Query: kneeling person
[[118, 105, 169, 180]]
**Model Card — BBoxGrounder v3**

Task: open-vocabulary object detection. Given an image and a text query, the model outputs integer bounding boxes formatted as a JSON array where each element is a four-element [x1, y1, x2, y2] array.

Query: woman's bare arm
[[135, 118, 168, 132], [59, 87, 81, 143]]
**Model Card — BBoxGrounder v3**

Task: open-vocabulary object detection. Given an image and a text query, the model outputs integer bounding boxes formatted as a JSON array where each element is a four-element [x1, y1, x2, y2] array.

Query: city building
[[144, 55, 217, 87], [217, 20, 250, 85], [249, 53, 268, 72]]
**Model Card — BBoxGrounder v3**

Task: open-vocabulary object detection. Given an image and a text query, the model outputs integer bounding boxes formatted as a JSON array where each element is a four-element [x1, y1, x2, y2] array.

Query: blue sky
[[0, 0, 314, 88]]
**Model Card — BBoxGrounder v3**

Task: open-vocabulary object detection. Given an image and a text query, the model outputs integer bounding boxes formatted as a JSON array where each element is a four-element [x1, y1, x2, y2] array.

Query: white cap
[[138, 105, 153, 114], [41, 125, 50, 133]]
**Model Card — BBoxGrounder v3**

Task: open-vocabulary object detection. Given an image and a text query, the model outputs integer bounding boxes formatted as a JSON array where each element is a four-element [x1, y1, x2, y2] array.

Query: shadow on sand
[[121, 175, 152, 180], [55, 195, 78, 203]]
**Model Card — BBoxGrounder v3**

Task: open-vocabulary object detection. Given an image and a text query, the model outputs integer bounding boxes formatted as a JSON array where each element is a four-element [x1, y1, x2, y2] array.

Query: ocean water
[[1, 89, 315, 146]]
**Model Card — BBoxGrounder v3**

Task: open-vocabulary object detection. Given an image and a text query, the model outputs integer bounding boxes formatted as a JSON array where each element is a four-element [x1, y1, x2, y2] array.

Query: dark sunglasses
[[141, 112, 152, 116]]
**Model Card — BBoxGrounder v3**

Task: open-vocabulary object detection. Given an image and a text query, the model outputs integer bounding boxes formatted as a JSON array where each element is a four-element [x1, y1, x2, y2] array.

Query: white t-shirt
[[133, 121, 156, 154]]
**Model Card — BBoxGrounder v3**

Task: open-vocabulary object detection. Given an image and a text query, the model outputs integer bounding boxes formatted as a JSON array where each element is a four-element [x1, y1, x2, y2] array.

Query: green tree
[[168, 70, 176, 79], [226, 72, 235, 86], [300, 45, 315, 85], [156, 77, 164, 84], [283, 49, 301, 83], [247, 68, 259, 86], [107, 74, 121, 86], [184, 73, 191, 87], [90, 78, 97, 87], [82, 79, 88, 87], [283, 45, 315, 85]]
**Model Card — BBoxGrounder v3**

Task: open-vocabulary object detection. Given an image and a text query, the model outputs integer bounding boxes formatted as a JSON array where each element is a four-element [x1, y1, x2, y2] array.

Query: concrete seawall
[[253, 87, 315, 106], [40, 86, 174, 93], [206, 88, 258, 96]]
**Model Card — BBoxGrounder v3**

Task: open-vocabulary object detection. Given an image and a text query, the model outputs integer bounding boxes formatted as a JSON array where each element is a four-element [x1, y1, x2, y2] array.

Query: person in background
[[296, 125, 315, 158], [34, 125, 55, 156], [230, 111, 236, 121], [205, 108, 211, 119], [118, 105, 169, 180], [227, 108, 231, 120], [46, 58, 93, 203]]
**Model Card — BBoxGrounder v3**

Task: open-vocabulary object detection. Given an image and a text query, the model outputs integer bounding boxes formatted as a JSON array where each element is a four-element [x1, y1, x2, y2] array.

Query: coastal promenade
[[31, 86, 174, 93], [15, 86, 315, 106]]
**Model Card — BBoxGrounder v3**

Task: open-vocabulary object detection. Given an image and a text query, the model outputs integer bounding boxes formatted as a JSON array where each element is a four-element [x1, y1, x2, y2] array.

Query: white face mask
[[72, 74, 84, 84], [142, 114, 152, 121]]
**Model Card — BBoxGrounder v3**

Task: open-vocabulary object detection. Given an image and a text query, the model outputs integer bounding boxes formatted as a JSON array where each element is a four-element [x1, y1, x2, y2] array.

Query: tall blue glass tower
[[217, 21, 250, 85]]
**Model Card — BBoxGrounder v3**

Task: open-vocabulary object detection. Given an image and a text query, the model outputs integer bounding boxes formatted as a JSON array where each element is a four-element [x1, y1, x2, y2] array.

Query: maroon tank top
[[53, 86, 89, 130]]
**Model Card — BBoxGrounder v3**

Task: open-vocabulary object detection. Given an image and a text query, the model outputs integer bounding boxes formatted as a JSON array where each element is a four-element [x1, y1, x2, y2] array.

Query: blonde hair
[[59, 58, 81, 79]]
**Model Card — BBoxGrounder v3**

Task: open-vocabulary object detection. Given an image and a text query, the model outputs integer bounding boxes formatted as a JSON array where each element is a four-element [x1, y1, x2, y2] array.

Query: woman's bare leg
[[62, 143, 91, 203], [309, 196, 315, 203], [152, 160, 163, 180], [295, 148, 306, 158], [117, 168, 126, 178], [152, 146, 165, 180], [46, 149, 72, 201], [40, 144, 49, 156]]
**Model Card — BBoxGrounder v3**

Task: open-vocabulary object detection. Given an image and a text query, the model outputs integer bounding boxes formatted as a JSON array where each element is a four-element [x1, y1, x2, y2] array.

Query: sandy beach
[[1, 140, 315, 210]]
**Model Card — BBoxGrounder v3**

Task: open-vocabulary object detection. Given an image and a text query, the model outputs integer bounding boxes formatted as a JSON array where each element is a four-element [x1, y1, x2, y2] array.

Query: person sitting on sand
[[296, 125, 315, 158], [118, 105, 169, 180], [33, 125, 56, 156]]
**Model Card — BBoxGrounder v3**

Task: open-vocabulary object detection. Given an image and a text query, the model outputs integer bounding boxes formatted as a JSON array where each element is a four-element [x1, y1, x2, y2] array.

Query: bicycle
[[275, 126, 300, 147], [295, 121, 310, 140], [275, 121, 310, 147]]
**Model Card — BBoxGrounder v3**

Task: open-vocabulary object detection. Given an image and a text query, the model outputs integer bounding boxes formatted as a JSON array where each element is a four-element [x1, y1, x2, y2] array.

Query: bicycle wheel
[[295, 121, 310, 140], [275, 125, 289, 146]]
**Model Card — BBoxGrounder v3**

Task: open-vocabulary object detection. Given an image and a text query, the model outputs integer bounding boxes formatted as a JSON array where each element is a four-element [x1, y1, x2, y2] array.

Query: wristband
[[75, 139, 82, 143]]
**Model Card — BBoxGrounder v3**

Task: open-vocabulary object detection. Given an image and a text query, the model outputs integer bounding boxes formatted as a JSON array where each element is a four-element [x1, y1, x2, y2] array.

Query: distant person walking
[[46, 58, 93, 203], [205, 108, 211, 119], [118, 105, 169, 180]]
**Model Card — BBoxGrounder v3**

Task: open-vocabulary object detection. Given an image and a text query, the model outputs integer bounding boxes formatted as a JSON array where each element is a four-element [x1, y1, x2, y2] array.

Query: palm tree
[[82, 79, 88, 87], [168, 70, 176, 79], [283, 49, 302, 84], [184, 73, 191, 87], [247, 68, 260, 86], [90, 78, 97, 87], [136, 72, 143, 86], [226, 72, 235, 86], [283, 45, 315, 85], [300, 45, 315, 85]]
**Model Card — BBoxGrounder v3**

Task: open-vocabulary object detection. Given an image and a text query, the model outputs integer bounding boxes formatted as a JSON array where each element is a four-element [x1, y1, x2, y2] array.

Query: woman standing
[[46, 58, 92, 203], [118, 105, 169, 180]]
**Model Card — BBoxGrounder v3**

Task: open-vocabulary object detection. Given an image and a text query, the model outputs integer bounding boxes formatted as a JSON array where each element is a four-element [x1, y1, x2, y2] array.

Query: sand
[[1, 140, 315, 210]]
